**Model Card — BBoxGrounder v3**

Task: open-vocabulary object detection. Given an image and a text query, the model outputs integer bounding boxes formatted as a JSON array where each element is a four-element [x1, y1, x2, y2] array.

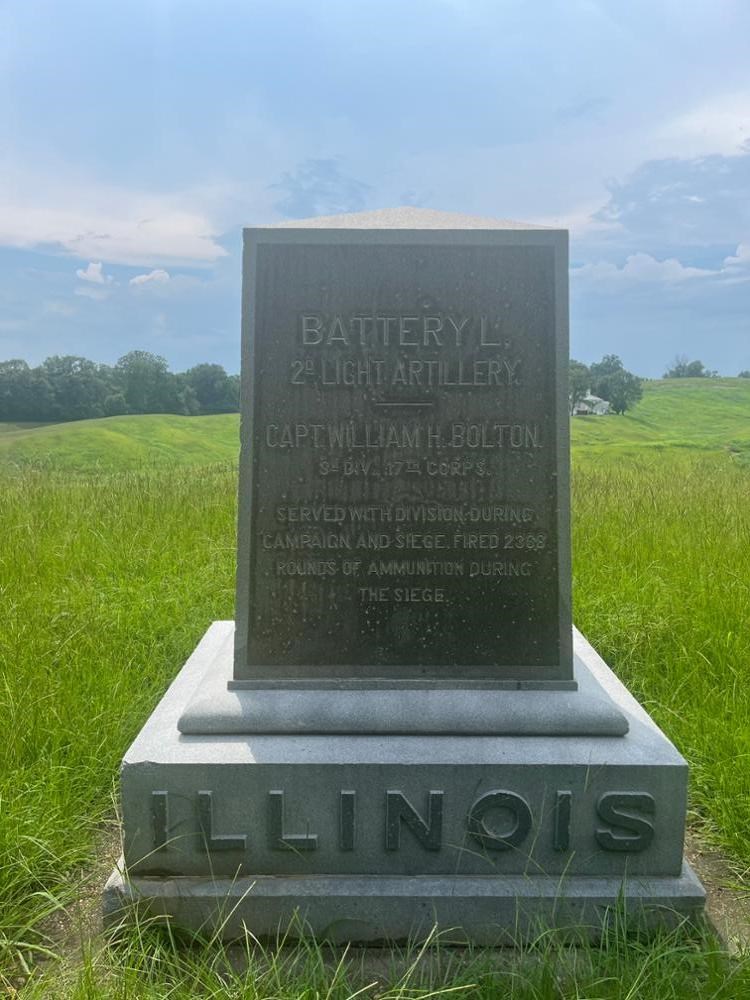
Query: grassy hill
[[0, 412, 239, 472], [0, 377, 748, 472], [571, 377, 750, 461]]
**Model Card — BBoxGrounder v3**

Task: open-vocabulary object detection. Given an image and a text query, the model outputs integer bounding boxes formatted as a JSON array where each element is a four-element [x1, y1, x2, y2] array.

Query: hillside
[[571, 377, 750, 461], [0, 413, 239, 472], [0, 378, 748, 472]]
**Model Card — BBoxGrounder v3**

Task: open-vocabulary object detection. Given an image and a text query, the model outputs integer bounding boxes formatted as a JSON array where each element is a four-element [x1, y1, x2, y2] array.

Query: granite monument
[[105, 207, 704, 942]]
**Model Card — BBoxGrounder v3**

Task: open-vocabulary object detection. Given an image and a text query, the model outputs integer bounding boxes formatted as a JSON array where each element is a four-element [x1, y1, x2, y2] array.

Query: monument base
[[177, 627, 627, 736], [103, 866, 705, 944], [107, 622, 705, 942]]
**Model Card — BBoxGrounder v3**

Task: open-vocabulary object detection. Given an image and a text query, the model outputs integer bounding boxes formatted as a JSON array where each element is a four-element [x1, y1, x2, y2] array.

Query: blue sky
[[1, 0, 749, 377]]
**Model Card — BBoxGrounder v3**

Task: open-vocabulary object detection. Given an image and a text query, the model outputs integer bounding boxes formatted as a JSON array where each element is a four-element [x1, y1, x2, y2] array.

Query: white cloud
[[574, 252, 714, 287], [573, 245, 750, 291], [129, 268, 170, 287], [719, 243, 750, 285], [723, 243, 750, 269], [76, 261, 112, 284], [0, 164, 230, 267]]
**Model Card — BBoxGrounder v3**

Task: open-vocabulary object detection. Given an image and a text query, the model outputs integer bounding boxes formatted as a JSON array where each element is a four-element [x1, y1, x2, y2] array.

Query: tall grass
[[22, 919, 750, 998], [0, 465, 237, 972], [572, 452, 750, 864], [1, 447, 750, 991]]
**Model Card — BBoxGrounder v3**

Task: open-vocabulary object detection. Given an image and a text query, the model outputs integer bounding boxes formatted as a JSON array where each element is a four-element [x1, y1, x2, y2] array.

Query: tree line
[[663, 356, 750, 379], [0, 352, 239, 422], [568, 354, 643, 414]]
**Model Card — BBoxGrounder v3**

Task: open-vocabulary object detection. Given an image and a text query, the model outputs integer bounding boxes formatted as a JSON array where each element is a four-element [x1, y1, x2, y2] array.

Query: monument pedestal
[[104, 622, 704, 941]]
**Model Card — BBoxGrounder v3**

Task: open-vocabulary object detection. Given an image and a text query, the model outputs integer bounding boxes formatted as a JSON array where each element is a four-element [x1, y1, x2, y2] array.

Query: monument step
[[177, 625, 628, 736], [103, 863, 706, 944]]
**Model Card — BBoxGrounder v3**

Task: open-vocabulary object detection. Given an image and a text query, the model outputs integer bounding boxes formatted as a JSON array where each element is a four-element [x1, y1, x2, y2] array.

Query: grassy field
[[2, 377, 749, 474], [572, 377, 750, 460], [0, 413, 239, 472], [1, 378, 750, 995]]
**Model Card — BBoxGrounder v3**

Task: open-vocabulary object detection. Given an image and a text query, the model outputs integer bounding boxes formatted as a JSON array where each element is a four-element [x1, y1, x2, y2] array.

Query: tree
[[664, 355, 717, 378], [0, 360, 34, 421], [0, 352, 240, 421], [183, 363, 237, 413], [177, 383, 201, 416], [40, 355, 112, 420], [568, 359, 589, 414], [589, 354, 624, 378], [103, 392, 128, 416], [115, 351, 177, 413], [738, 371, 750, 379], [589, 355, 643, 415], [226, 374, 240, 410]]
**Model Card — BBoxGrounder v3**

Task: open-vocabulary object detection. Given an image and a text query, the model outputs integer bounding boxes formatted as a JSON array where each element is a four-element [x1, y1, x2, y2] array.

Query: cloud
[[272, 159, 371, 219], [76, 261, 112, 284], [573, 253, 714, 289], [723, 243, 750, 270], [129, 268, 170, 288], [592, 149, 750, 248], [0, 165, 229, 267], [573, 244, 750, 293]]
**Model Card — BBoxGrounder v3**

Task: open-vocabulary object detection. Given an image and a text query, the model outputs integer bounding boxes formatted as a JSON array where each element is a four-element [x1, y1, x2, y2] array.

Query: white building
[[572, 394, 611, 416]]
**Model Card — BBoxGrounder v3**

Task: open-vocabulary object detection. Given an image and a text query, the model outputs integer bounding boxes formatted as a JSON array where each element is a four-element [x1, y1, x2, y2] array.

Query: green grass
[[1, 379, 750, 994], [22, 921, 750, 998], [571, 377, 750, 461], [0, 413, 239, 472], [572, 453, 750, 860], [0, 466, 237, 979], [1, 375, 749, 475]]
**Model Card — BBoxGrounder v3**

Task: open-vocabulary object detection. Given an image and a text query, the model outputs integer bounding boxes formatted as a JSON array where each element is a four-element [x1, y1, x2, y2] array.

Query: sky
[[1, 0, 749, 378]]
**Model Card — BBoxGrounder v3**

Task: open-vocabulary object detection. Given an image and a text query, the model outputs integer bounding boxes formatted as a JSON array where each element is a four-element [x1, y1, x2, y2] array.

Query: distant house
[[572, 394, 611, 416]]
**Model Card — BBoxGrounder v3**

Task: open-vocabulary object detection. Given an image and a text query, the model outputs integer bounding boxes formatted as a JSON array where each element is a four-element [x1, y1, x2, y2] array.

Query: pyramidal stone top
[[265, 206, 557, 231]]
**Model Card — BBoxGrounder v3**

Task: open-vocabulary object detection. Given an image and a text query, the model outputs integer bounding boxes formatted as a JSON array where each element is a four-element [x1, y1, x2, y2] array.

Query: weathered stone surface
[[110, 623, 704, 938], [177, 630, 628, 734], [235, 210, 572, 685], [104, 864, 706, 944], [124, 623, 688, 880]]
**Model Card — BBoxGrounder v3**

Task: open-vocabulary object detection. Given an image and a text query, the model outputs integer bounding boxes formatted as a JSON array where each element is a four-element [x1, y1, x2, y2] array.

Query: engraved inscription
[[151, 790, 169, 851], [339, 790, 356, 852], [268, 790, 318, 852], [595, 793, 655, 853], [242, 242, 566, 676], [553, 790, 573, 852], [197, 791, 246, 852], [152, 786, 658, 858], [467, 791, 533, 851], [385, 790, 443, 851]]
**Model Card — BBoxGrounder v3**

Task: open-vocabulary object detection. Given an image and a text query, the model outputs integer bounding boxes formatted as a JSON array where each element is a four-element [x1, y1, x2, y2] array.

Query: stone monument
[[105, 208, 704, 942]]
